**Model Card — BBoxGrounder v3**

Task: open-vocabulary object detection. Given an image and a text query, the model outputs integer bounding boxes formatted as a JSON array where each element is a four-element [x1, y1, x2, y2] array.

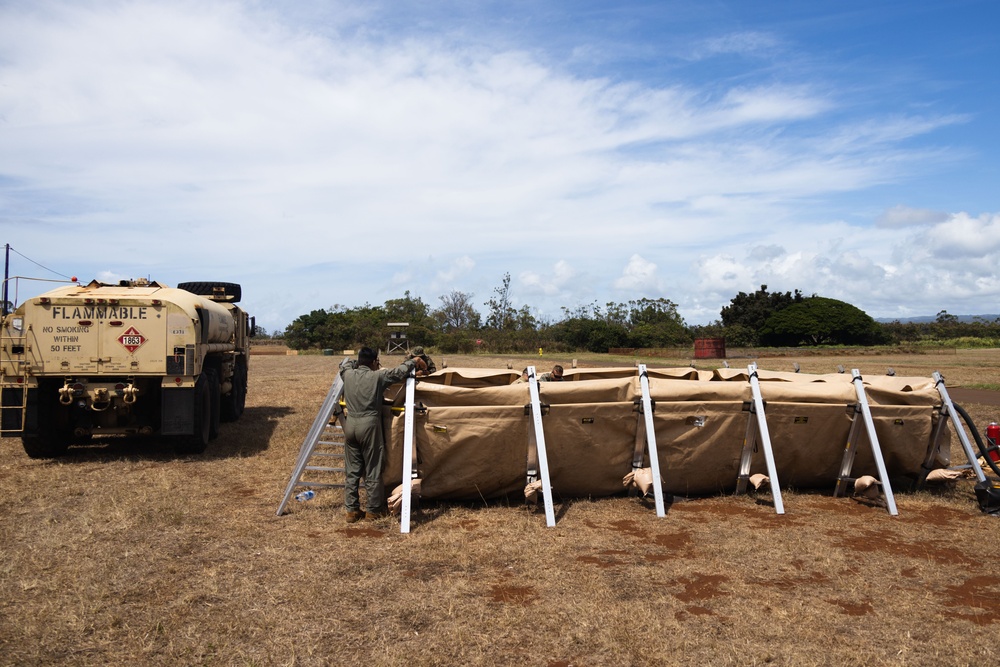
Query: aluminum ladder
[[276, 373, 347, 516]]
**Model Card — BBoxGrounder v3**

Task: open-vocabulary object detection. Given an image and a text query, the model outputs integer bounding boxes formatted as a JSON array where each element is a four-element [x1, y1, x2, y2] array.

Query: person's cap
[[411, 346, 424, 355]]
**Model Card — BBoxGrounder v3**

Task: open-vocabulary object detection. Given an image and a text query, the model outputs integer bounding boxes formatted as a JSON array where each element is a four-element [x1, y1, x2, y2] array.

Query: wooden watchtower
[[386, 322, 409, 354]]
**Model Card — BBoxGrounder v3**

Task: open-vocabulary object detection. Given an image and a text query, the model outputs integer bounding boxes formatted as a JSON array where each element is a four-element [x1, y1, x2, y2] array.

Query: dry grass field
[[2, 350, 1000, 666]]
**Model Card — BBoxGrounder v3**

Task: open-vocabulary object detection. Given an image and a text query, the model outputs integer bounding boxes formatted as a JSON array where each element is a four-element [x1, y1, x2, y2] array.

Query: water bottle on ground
[[295, 490, 316, 502]]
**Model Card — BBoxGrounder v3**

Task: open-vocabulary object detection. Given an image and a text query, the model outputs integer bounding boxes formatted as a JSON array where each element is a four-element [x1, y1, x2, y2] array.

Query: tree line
[[275, 279, 1000, 353]]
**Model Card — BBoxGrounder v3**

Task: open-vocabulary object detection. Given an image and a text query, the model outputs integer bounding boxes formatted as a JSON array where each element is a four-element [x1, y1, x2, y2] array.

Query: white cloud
[[922, 212, 1000, 260], [700, 31, 780, 57], [694, 254, 756, 294], [520, 260, 580, 297], [613, 255, 662, 292], [434, 256, 476, 286], [0, 1, 989, 329], [876, 205, 950, 228]]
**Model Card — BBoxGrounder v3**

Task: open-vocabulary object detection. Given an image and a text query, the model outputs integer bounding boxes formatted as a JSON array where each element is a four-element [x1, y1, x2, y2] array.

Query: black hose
[[953, 402, 1000, 478]]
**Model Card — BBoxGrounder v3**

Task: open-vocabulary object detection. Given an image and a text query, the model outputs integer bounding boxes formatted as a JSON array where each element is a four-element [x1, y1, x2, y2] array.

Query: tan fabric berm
[[372, 367, 949, 501]]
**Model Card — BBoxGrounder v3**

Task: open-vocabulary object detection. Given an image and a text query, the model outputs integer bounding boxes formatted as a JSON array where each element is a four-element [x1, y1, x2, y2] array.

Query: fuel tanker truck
[[0, 278, 253, 457]]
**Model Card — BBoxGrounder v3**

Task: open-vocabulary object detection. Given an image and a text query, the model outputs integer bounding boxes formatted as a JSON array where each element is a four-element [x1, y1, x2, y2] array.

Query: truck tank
[[1, 278, 253, 458]]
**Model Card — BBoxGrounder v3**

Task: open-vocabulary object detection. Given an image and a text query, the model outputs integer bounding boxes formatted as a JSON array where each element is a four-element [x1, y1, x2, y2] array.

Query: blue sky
[[1, 0, 998, 333]]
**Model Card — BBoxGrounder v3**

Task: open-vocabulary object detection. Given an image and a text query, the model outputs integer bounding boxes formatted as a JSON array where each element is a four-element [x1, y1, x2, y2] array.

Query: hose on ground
[[953, 402, 1000, 479]]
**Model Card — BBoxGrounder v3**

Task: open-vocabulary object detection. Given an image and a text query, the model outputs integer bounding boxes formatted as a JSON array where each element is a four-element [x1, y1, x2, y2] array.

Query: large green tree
[[284, 308, 334, 350], [433, 291, 481, 332], [625, 297, 690, 347], [720, 285, 804, 346], [283, 304, 388, 351], [383, 291, 436, 346], [433, 290, 483, 354], [548, 298, 689, 352], [760, 296, 888, 346], [484, 272, 516, 331], [550, 303, 629, 352]]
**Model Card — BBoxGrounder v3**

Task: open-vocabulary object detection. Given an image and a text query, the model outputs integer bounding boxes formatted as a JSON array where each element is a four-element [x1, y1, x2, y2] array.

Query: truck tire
[[22, 432, 70, 459], [21, 394, 71, 458], [221, 359, 247, 422], [204, 368, 221, 439], [177, 281, 242, 303], [175, 375, 211, 455]]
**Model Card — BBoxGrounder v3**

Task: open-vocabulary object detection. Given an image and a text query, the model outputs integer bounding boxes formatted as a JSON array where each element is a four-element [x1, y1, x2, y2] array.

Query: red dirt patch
[[652, 531, 694, 551], [825, 528, 976, 566], [670, 501, 806, 527], [829, 599, 874, 616], [606, 519, 647, 538], [644, 531, 696, 561], [756, 571, 830, 591], [490, 585, 538, 605], [576, 550, 631, 568], [940, 575, 1000, 626], [675, 605, 715, 621], [686, 605, 713, 616], [900, 505, 979, 527], [801, 494, 888, 516], [336, 527, 385, 538], [675, 573, 729, 602]]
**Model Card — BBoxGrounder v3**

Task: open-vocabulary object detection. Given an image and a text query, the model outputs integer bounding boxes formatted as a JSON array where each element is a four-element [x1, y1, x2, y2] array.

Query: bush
[[436, 332, 479, 354]]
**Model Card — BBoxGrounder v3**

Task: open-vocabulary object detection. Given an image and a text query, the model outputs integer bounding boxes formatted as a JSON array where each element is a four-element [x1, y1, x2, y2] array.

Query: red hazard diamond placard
[[118, 326, 146, 353]]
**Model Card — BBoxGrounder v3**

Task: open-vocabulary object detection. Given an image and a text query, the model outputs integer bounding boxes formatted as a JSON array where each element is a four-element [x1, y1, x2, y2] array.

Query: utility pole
[[2, 243, 9, 317]]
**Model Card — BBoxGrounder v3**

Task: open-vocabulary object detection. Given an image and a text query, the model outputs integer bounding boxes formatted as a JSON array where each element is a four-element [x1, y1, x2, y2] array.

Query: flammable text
[[49, 306, 148, 320]]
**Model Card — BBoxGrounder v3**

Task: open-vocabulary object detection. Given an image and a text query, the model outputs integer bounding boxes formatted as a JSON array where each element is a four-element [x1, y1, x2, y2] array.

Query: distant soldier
[[538, 365, 565, 382], [407, 346, 436, 376], [513, 367, 530, 384]]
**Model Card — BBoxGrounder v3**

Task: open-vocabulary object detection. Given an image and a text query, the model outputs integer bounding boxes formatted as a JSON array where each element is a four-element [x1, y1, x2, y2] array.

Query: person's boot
[[345, 509, 365, 523]]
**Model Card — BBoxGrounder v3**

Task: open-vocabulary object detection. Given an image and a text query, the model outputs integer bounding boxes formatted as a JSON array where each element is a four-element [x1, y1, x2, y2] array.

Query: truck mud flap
[[161, 387, 195, 435]]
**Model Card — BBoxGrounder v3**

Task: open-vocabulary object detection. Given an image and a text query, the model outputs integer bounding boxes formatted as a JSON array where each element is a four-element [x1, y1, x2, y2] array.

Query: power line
[[8, 246, 75, 280]]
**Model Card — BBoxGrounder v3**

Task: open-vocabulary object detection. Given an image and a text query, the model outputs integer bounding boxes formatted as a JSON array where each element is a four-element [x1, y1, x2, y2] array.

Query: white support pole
[[637, 364, 666, 517], [933, 371, 987, 484], [747, 363, 785, 514], [851, 370, 899, 516], [527, 366, 556, 527], [400, 370, 418, 534]]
